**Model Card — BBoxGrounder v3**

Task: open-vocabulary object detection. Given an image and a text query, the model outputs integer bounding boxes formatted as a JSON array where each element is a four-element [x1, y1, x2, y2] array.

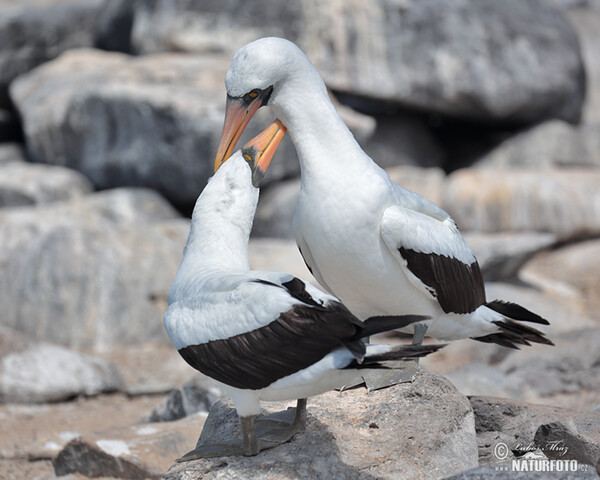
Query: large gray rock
[[143, 375, 223, 423], [521, 238, 600, 318], [442, 169, 600, 240], [130, 0, 585, 125], [10, 49, 337, 208], [0, 326, 123, 403], [0, 162, 93, 208], [164, 373, 478, 480], [53, 413, 206, 479], [446, 328, 600, 410], [0, 0, 106, 108], [475, 121, 600, 169], [362, 113, 445, 169], [535, 413, 600, 470], [0, 188, 187, 349], [444, 462, 600, 479], [568, 8, 600, 124], [470, 396, 577, 465]]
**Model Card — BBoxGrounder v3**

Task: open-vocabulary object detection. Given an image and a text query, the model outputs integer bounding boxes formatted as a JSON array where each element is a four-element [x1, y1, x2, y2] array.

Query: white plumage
[[215, 37, 553, 349], [165, 123, 442, 459]]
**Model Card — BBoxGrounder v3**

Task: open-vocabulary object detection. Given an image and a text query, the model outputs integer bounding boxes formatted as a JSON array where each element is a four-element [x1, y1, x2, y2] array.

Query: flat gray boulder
[[0, 188, 187, 349], [0, 161, 92, 208], [9, 49, 302, 208], [0, 0, 106, 108], [164, 372, 478, 480], [0, 326, 122, 403], [130, 0, 584, 125], [442, 169, 600, 240]]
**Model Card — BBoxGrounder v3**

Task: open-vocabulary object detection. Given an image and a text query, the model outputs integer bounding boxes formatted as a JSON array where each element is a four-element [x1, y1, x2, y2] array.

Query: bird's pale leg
[[254, 398, 307, 446], [412, 323, 428, 346], [240, 416, 260, 456], [411, 322, 429, 366]]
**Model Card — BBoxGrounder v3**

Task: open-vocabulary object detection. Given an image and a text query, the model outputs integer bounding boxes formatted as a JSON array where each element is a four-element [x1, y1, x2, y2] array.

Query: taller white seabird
[[164, 120, 444, 460], [214, 37, 553, 350]]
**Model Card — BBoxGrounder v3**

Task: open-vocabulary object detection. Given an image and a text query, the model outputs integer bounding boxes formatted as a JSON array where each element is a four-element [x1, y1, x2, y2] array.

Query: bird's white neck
[[181, 155, 257, 274], [271, 67, 371, 186]]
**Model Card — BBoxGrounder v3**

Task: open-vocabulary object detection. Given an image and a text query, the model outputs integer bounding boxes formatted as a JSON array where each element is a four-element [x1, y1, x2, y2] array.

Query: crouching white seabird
[[164, 120, 445, 460], [214, 37, 554, 353]]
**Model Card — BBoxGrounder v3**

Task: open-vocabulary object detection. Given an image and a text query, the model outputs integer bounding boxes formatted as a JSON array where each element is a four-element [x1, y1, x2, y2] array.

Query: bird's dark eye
[[245, 89, 261, 101]]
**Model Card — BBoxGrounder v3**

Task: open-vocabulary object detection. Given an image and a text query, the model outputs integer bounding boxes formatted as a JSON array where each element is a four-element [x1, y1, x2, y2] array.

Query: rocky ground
[[2, 0, 600, 479]]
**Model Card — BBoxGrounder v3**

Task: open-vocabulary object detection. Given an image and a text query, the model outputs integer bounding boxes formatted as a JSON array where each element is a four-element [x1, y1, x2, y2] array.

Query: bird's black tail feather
[[359, 314, 430, 338], [472, 300, 554, 349], [344, 343, 446, 369]]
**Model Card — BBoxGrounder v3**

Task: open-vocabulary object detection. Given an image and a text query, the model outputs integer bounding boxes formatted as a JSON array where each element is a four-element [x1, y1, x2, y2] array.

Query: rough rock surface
[[442, 169, 600, 239], [445, 327, 600, 410], [130, 0, 585, 125], [0, 161, 93, 207], [0, 143, 26, 165], [0, 326, 123, 403], [535, 413, 600, 469], [53, 413, 206, 479], [0, 189, 187, 349], [470, 396, 578, 464], [443, 462, 600, 479], [9, 49, 367, 208], [475, 121, 600, 168], [164, 372, 478, 480], [0, 0, 106, 108]]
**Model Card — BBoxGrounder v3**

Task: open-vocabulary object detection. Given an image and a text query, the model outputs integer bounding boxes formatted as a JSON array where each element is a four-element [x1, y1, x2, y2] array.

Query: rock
[[0, 326, 123, 403], [535, 413, 600, 469], [443, 461, 600, 479], [164, 372, 478, 480], [11, 49, 303, 208], [475, 121, 600, 168], [0, 189, 188, 349], [0, 0, 106, 108], [362, 113, 445, 169], [0, 143, 27, 165], [520, 239, 600, 319], [0, 162, 93, 208], [130, 0, 585, 125], [143, 375, 223, 423], [53, 413, 206, 479], [462, 232, 556, 281], [442, 169, 600, 240], [0, 109, 22, 143], [446, 328, 600, 410], [470, 396, 577, 464], [568, 8, 600, 124]]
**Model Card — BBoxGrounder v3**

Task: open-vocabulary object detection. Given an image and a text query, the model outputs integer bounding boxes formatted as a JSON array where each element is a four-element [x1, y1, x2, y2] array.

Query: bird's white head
[[215, 37, 326, 172]]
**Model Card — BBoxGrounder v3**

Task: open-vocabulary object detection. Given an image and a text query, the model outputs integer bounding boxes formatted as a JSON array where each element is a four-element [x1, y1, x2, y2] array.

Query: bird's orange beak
[[241, 119, 287, 187], [214, 88, 272, 173]]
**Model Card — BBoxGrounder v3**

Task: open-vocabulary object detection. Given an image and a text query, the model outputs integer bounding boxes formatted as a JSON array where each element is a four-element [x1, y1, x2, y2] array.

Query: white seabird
[[164, 120, 444, 460], [213, 37, 553, 350]]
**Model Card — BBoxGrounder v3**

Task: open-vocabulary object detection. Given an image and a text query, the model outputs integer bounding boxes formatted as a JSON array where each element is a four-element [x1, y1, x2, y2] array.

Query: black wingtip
[[362, 343, 447, 364], [486, 300, 549, 325], [360, 315, 431, 338]]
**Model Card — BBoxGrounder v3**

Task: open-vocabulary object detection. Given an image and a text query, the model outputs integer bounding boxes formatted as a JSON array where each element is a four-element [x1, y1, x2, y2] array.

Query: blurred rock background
[[1, 0, 600, 479]]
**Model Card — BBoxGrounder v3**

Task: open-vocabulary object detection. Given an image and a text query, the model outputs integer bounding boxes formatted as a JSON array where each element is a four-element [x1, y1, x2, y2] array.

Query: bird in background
[[164, 120, 445, 460], [213, 37, 553, 359]]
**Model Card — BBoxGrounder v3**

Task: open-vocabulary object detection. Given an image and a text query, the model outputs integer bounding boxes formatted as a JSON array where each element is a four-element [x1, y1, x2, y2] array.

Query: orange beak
[[241, 119, 287, 187], [214, 88, 272, 173]]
